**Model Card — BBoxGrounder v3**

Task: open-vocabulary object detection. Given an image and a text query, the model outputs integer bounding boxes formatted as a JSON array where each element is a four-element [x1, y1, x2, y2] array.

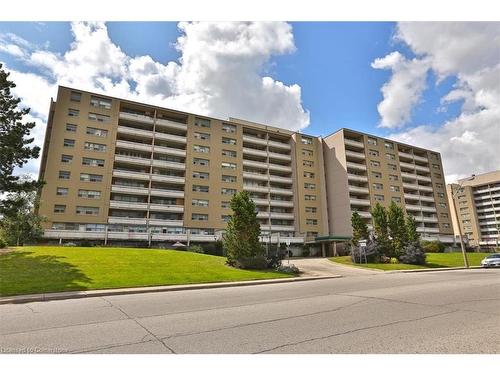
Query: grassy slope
[[330, 252, 491, 271], [0, 246, 290, 297]]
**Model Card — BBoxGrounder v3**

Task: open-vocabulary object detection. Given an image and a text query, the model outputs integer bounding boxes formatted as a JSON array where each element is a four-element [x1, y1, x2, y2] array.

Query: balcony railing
[[149, 189, 184, 198], [117, 125, 153, 138], [152, 159, 186, 170], [111, 185, 149, 195], [154, 132, 187, 144], [116, 140, 152, 152], [149, 204, 184, 213], [109, 201, 148, 210], [112, 170, 150, 181], [151, 174, 185, 184], [155, 118, 187, 131], [350, 198, 371, 206], [344, 138, 365, 149], [119, 111, 154, 124]]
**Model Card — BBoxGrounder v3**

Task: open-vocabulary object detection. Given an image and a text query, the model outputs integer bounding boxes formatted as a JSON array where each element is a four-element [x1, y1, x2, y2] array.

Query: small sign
[[359, 240, 367, 248]]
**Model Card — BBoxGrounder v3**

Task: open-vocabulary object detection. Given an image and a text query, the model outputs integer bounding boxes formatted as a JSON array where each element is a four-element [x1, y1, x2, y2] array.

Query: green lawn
[[0, 246, 291, 297], [330, 252, 492, 271]]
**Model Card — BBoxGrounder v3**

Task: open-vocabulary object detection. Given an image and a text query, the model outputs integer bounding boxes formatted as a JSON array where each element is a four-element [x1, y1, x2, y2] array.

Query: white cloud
[[375, 22, 500, 182]]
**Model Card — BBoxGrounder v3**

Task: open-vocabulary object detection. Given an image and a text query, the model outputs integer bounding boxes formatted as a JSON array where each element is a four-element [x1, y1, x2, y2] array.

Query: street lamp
[[450, 175, 475, 268]]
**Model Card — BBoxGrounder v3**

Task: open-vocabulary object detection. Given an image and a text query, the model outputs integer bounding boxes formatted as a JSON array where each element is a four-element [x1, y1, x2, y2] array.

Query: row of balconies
[[114, 155, 186, 170], [475, 199, 500, 207], [401, 172, 432, 183], [242, 134, 291, 150], [398, 151, 428, 163], [243, 185, 293, 196], [399, 161, 430, 173], [474, 185, 500, 195], [109, 200, 185, 212], [404, 193, 435, 202], [242, 171, 293, 184], [116, 140, 187, 157], [344, 138, 365, 149], [242, 147, 291, 161], [117, 125, 187, 144], [242, 159, 292, 172], [405, 204, 437, 213], [112, 170, 185, 185], [119, 112, 187, 131], [402, 183, 434, 192]]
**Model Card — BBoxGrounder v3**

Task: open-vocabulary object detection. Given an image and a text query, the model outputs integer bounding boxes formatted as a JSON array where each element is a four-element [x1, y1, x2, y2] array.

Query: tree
[[223, 191, 265, 267], [0, 63, 42, 205], [406, 214, 420, 243], [399, 241, 426, 265], [351, 211, 369, 246], [0, 189, 44, 246], [387, 201, 408, 257], [370, 202, 392, 256]]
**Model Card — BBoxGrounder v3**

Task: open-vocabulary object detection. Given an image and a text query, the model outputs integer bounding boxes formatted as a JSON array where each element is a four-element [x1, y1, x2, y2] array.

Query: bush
[[202, 241, 224, 256], [421, 240, 445, 253], [302, 247, 310, 257], [380, 255, 391, 263], [188, 244, 204, 254], [277, 264, 300, 274], [232, 256, 268, 270], [390, 257, 399, 264], [79, 240, 93, 247], [63, 242, 77, 247], [351, 238, 382, 263], [0, 238, 6, 248], [399, 241, 426, 265]]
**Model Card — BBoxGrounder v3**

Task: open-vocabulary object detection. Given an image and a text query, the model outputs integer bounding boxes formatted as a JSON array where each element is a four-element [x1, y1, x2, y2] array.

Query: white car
[[481, 253, 500, 268]]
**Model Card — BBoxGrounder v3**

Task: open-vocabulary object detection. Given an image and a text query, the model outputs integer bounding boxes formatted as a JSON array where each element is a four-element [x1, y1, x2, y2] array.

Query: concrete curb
[[0, 275, 341, 305], [386, 266, 484, 273]]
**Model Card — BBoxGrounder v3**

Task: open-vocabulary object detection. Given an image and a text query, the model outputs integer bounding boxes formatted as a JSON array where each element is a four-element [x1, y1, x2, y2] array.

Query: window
[[303, 160, 314, 167], [391, 196, 401, 203], [192, 171, 209, 179], [389, 174, 399, 182], [305, 194, 316, 201], [304, 183, 316, 190], [302, 149, 313, 157], [372, 171, 382, 179], [438, 202, 447, 208], [63, 139, 75, 147], [66, 123, 77, 132], [84, 142, 107, 152], [56, 187, 68, 196], [303, 171, 315, 178], [192, 185, 209, 193], [88, 112, 110, 123], [68, 108, 79, 117], [222, 137, 237, 145], [390, 185, 400, 192], [432, 163, 440, 169], [306, 219, 318, 225], [78, 189, 101, 199], [384, 141, 394, 149], [373, 183, 383, 190], [86, 127, 108, 137], [221, 215, 231, 223], [435, 173, 442, 179], [305, 207, 317, 213], [436, 183, 443, 189], [374, 194, 384, 201], [387, 163, 397, 171], [370, 160, 380, 168], [70, 91, 81, 102], [193, 144, 210, 153], [385, 153, 395, 160], [58, 170, 70, 180], [368, 149, 379, 157], [221, 162, 237, 170], [194, 132, 210, 141], [221, 188, 236, 195], [222, 149, 237, 158], [441, 213, 449, 219], [192, 199, 209, 207], [222, 123, 236, 133], [221, 201, 230, 209], [194, 117, 210, 128], [76, 206, 99, 215], [80, 173, 103, 182], [193, 158, 209, 167], [222, 175, 237, 183], [443, 223, 450, 229], [82, 157, 105, 167], [437, 192, 445, 198], [367, 137, 377, 145], [192, 213, 208, 221], [54, 205, 66, 213], [301, 136, 313, 145], [61, 154, 73, 164], [90, 96, 112, 109]]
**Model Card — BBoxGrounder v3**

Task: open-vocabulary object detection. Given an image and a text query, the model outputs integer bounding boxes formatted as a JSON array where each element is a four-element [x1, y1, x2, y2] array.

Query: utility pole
[[450, 183, 470, 268]]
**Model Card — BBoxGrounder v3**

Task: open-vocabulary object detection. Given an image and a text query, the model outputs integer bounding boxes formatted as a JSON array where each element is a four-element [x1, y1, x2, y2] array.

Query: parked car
[[481, 253, 500, 268]]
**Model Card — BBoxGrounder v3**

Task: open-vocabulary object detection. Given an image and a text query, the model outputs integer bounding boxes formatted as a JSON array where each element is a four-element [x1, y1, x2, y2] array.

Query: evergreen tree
[[370, 202, 392, 256], [387, 201, 408, 257], [406, 214, 420, 243], [0, 63, 42, 201], [223, 191, 264, 266], [351, 211, 369, 246]]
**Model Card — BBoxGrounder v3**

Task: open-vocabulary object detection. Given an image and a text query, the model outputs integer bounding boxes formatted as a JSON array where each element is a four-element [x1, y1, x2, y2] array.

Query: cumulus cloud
[[379, 22, 500, 182]]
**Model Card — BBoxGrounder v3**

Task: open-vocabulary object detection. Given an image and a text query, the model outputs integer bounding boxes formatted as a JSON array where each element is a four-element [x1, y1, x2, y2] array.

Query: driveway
[[289, 257, 381, 277]]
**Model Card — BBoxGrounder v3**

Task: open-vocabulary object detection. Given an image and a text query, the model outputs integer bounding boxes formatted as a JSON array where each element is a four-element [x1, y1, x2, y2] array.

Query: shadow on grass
[[0, 251, 92, 297]]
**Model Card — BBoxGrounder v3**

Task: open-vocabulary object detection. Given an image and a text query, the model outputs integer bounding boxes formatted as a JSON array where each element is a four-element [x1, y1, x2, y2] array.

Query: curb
[[386, 266, 484, 273], [0, 275, 341, 305]]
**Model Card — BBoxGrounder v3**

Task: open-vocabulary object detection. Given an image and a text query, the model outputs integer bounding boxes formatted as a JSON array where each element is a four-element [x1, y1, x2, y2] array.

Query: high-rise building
[[322, 128, 454, 243], [447, 170, 500, 248], [38, 86, 329, 248]]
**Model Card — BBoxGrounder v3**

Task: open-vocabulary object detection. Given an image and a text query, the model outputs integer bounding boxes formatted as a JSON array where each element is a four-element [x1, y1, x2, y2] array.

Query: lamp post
[[450, 176, 475, 268]]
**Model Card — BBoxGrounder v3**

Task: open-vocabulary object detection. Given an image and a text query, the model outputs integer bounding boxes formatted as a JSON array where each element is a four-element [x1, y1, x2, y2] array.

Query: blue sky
[[0, 21, 498, 181]]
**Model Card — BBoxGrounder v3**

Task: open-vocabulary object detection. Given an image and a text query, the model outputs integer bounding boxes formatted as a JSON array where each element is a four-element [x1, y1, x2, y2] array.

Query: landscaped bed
[[330, 252, 492, 271], [0, 246, 291, 297]]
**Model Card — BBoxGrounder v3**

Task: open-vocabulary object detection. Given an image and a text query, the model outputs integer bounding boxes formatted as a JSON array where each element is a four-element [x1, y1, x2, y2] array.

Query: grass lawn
[[0, 246, 291, 297], [330, 252, 492, 271]]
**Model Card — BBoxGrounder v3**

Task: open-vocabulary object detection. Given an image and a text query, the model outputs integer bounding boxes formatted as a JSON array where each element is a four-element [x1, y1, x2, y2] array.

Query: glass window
[[387, 163, 397, 171], [192, 213, 209, 221], [61, 154, 73, 164], [390, 185, 400, 192], [70, 91, 81, 102], [80, 173, 103, 182], [385, 153, 395, 160], [303, 171, 315, 178], [194, 117, 211, 128], [391, 196, 401, 203], [222, 175, 237, 183], [305, 207, 317, 213], [384, 141, 394, 149], [54, 204, 66, 213], [88, 112, 110, 123], [82, 157, 105, 167], [368, 149, 379, 157], [301, 136, 313, 145], [221, 201, 230, 209], [303, 160, 314, 167], [194, 132, 210, 140], [389, 174, 399, 181], [432, 163, 440, 169], [76, 206, 99, 215], [66, 123, 77, 132], [305, 195, 316, 201], [221, 162, 237, 170], [90, 96, 112, 109], [58, 170, 70, 180], [192, 185, 209, 193], [304, 183, 316, 190], [63, 139, 75, 147], [193, 158, 209, 167], [84, 142, 107, 152], [222, 149, 237, 158], [222, 123, 236, 133], [372, 171, 382, 179], [193, 144, 210, 153], [370, 160, 380, 167], [78, 189, 101, 199], [373, 183, 383, 190], [68, 108, 79, 117], [222, 215, 231, 223], [192, 171, 209, 179], [367, 137, 377, 145], [374, 194, 384, 201], [302, 149, 313, 157], [306, 219, 318, 225], [86, 127, 108, 137], [192, 199, 209, 207], [222, 137, 237, 145], [221, 188, 236, 195], [56, 187, 68, 196]]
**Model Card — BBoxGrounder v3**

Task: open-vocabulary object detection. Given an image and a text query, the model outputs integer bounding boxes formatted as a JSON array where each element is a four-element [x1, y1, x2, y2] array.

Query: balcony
[[148, 219, 184, 227], [117, 125, 153, 138], [243, 184, 269, 193], [119, 111, 154, 124], [403, 182, 419, 190], [109, 201, 148, 210], [405, 204, 437, 213], [153, 145, 186, 157], [350, 198, 371, 206], [346, 161, 366, 171], [243, 147, 267, 158], [268, 151, 291, 161], [151, 174, 185, 184], [155, 118, 187, 131], [344, 138, 365, 149], [107, 232, 149, 240], [270, 199, 294, 208], [398, 151, 413, 160], [269, 175, 293, 184], [149, 189, 184, 198], [349, 185, 370, 194], [149, 204, 184, 213], [418, 185, 434, 192], [114, 154, 151, 167], [152, 159, 185, 170], [243, 159, 267, 170], [111, 185, 149, 195], [154, 132, 187, 144], [416, 174, 432, 182], [352, 210, 371, 219], [151, 233, 188, 242], [399, 161, 415, 170], [348, 174, 368, 183], [242, 134, 267, 146], [270, 212, 295, 220], [413, 154, 429, 163], [113, 170, 150, 181], [404, 193, 435, 203], [417, 227, 440, 234], [268, 225, 295, 232], [345, 150, 366, 160], [268, 140, 291, 150], [401, 172, 417, 180], [116, 140, 152, 153], [43, 230, 105, 239], [268, 163, 292, 173], [415, 164, 430, 173], [243, 171, 268, 181], [108, 217, 147, 225], [270, 187, 293, 196], [413, 216, 438, 223]]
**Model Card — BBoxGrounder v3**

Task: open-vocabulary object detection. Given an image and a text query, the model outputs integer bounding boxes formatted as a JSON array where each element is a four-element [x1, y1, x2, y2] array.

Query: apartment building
[[38, 86, 329, 246], [447, 170, 500, 248], [322, 128, 454, 243]]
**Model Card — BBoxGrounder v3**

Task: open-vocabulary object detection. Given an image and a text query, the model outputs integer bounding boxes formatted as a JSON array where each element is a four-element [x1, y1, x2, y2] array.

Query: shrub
[[232, 256, 268, 270], [63, 242, 77, 247], [202, 241, 224, 256], [0, 238, 6, 248], [277, 264, 300, 274], [380, 255, 391, 263], [390, 257, 399, 264], [79, 240, 92, 247], [302, 247, 310, 257], [188, 244, 204, 254], [421, 240, 445, 253], [399, 241, 426, 265], [351, 238, 381, 263]]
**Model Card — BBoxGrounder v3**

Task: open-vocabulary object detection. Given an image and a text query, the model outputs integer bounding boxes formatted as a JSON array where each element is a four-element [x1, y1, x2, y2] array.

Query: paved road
[[1, 269, 499, 354], [291, 257, 380, 277]]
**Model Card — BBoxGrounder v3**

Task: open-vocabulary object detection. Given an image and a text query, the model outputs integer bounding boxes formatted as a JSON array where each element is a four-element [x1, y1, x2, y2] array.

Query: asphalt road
[[0, 269, 499, 354]]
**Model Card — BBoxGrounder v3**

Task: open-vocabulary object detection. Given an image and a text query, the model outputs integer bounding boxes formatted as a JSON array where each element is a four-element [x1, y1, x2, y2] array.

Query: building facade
[[38, 86, 328, 246], [322, 129, 454, 243], [447, 171, 500, 248]]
